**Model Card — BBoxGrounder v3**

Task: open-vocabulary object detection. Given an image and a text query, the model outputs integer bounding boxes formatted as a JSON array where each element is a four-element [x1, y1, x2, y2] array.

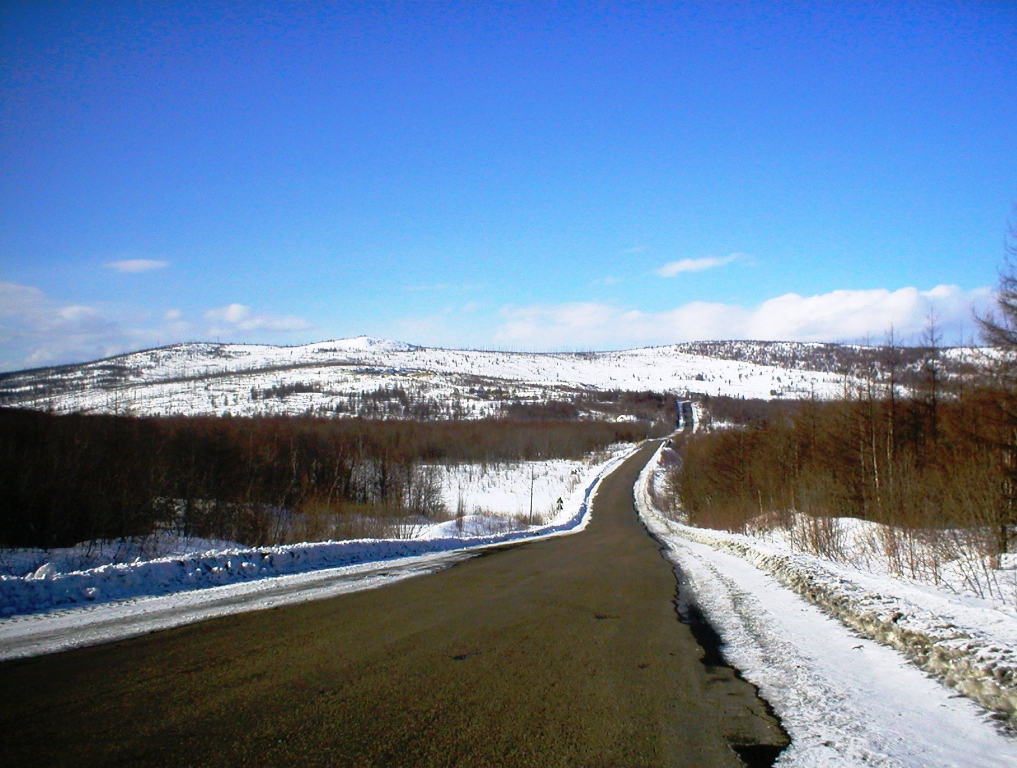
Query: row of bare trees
[[0, 410, 652, 549], [673, 383, 1012, 542], [669, 215, 1017, 567]]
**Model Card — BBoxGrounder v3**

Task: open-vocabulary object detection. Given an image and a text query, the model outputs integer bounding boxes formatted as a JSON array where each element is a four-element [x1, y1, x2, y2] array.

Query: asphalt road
[[0, 441, 787, 767]]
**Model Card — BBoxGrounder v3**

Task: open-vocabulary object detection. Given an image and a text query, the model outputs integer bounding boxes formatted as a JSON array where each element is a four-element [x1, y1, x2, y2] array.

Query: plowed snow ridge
[[636, 442, 1017, 767]]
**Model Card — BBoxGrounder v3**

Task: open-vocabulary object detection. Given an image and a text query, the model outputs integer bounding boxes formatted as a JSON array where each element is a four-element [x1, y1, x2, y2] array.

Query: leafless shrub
[[661, 373, 1017, 603], [1, 410, 645, 549], [788, 514, 845, 561]]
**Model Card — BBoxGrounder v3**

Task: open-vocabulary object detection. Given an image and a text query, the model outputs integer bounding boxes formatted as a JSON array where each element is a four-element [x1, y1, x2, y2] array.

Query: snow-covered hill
[[0, 336, 982, 418]]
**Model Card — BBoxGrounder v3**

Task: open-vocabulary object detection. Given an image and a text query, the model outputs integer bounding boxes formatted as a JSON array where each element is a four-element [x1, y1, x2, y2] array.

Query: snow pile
[[635, 443, 1017, 727], [0, 446, 636, 618], [0, 535, 246, 578]]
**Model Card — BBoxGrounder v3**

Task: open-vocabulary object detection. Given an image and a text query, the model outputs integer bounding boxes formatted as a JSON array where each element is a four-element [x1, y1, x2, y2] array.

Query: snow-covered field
[[0, 445, 636, 658], [421, 458, 592, 536], [637, 442, 1017, 767], [0, 335, 871, 417]]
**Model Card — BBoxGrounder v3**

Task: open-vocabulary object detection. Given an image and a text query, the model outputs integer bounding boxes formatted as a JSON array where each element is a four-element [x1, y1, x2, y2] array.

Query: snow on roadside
[[417, 458, 591, 538], [0, 551, 475, 662], [636, 442, 1017, 767], [0, 535, 247, 579], [0, 445, 636, 621], [744, 513, 1017, 611], [0, 457, 601, 580]]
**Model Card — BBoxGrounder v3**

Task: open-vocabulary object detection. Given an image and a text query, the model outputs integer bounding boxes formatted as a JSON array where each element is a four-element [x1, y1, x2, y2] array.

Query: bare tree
[[883, 325, 900, 501], [976, 203, 1017, 554], [920, 311, 943, 449], [977, 203, 1017, 349]]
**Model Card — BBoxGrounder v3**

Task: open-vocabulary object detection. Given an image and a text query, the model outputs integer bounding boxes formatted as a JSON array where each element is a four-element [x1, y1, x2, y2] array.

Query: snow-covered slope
[[0, 336, 980, 418]]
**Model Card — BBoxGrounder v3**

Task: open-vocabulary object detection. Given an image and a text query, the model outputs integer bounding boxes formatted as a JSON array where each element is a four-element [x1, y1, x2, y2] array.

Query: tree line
[[670, 381, 1012, 550], [0, 410, 654, 549], [667, 211, 1017, 561]]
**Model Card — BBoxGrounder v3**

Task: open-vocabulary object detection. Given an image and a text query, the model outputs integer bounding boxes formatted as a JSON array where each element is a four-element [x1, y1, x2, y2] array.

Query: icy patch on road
[[0, 446, 636, 621], [636, 443, 1017, 767]]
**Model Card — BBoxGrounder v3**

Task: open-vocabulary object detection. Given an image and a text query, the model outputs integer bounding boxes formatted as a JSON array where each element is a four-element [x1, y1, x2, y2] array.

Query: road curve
[[0, 441, 786, 767]]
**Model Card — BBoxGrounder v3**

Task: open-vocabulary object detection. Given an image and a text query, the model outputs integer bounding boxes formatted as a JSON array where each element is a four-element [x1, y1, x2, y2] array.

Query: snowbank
[[635, 443, 1017, 727], [743, 513, 1017, 609], [0, 535, 247, 579], [0, 446, 636, 619]]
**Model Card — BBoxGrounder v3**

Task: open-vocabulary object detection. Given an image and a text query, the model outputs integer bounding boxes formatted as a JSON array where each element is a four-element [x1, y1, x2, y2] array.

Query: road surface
[[0, 441, 787, 767]]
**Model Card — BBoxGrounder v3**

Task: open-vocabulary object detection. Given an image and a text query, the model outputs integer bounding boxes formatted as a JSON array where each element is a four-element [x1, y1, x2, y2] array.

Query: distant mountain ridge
[[674, 339, 986, 377], [0, 336, 987, 420]]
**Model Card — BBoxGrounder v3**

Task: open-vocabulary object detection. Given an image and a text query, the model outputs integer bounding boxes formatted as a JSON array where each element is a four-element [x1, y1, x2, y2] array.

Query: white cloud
[[0, 283, 312, 371], [206, 303, 251, 325], [1, 278, 993, 371], [403, 283, 448, 292], [105, 259, 169, 273], [746, 286, 990, 343], [0, 282, 47, 318], [496, 301, 741, 349], [493, 285, 991, 349], [0, 282, 139, 369], [656, 254, 740, 277], [205, 303, 311, 333]]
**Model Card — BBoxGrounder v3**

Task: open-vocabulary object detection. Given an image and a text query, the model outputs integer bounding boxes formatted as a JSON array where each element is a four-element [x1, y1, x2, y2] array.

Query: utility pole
[[529, 465, 535, 524]]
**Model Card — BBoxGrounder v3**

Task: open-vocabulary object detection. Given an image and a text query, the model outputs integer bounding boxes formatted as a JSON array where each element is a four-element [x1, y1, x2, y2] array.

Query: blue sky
[[2, 1, 1015, 369]]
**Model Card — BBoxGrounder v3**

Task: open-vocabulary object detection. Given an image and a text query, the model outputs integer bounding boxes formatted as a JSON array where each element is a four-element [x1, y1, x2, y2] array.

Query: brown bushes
[[0, 409, 650, 549], [669, 381, 1017, 559]]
